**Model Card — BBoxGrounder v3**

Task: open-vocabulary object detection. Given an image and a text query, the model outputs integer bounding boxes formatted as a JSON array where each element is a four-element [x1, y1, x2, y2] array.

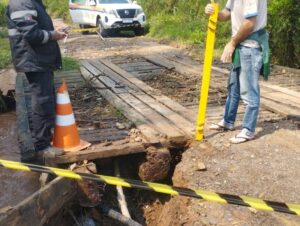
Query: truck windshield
[[99, 0, 129, 3]]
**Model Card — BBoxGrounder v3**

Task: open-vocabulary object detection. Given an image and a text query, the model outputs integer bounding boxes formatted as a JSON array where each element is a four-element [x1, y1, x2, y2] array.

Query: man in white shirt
[[205, 0, 268, 143]]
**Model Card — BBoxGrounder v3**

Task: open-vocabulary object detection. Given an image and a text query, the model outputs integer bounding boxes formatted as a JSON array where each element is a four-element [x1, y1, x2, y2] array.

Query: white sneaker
[[209, 119, 234, 131], [230, 128, 255, 144]]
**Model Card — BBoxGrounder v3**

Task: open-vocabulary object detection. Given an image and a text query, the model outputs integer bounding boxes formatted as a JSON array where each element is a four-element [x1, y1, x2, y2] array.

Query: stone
[[116, 122, 126, 130], [134, 137, 142, 142], [196, 161, 207, 171]]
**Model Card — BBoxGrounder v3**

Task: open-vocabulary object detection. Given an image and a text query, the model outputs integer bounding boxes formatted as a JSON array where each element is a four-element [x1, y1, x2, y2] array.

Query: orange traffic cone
[[53, 80, 91, 152]]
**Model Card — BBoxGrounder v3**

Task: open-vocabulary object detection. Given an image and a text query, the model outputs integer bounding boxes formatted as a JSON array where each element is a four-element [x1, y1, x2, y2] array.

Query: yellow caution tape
[[195, 3, 219, 141], [0, 159, 300, 216], [71, 28, 100, 33]]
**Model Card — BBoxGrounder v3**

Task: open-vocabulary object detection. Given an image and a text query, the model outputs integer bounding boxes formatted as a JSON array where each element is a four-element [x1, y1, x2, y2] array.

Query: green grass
[[0, 0, 8, 27], [0, 36, 11, 70], [112, 107, 124, 118], [44, 0, 72, 23], [62, 57, 79, 71], [148, 14, 207, 46], [147, 13, 230, 61]]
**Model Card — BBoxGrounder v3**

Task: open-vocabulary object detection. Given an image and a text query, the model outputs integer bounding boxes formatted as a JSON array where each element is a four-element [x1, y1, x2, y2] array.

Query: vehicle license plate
[[122, 19, 133, 24]]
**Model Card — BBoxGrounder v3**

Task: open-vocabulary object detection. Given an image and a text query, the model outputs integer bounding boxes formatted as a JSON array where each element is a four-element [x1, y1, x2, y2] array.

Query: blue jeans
[[223, 46, 263, 133]]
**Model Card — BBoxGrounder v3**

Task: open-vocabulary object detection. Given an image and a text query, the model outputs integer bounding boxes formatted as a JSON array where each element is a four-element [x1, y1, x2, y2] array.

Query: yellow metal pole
[[195, 1, 219, 141]]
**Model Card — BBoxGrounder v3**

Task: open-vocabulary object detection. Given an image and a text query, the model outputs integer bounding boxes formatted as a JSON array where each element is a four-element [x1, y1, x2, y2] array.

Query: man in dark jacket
[[6, 0, 68, 159]]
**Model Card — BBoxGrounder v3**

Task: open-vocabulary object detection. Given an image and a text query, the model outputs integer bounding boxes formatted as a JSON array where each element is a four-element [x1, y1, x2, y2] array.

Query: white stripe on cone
[[56, 114, 76, 126], [56, 93, 71, 105]]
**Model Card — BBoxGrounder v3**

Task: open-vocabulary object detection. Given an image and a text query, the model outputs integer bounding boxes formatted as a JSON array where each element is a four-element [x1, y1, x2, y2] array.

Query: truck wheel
[[80, 24, 89, 35], [97, 19, 109, 37], [15, 74, 36, 162], [134, 27, 145, 36]]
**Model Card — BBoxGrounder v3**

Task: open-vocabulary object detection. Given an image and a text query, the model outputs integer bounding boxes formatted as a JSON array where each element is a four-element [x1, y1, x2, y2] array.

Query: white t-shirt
[[225, 0, 267, 48]]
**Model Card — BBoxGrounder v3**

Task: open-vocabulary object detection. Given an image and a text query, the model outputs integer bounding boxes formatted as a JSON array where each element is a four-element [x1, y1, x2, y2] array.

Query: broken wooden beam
[[55, 141, 146, 164], [0, 177, 77, 226]]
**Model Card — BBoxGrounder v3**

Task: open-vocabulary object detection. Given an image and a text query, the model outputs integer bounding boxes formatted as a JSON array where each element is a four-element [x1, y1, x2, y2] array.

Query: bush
[[0, 0, 8, 27], [140, 0, 300, 68], [140, 0, 230, 48], [43, 0, 71, 22], [268, 0, 300, 68], [0, 37, 11, 69]]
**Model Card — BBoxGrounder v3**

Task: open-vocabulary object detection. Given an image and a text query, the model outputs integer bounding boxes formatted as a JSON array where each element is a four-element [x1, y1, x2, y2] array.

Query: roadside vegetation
[[0, 30, 11, 70], [140, 0, 300, 68], [62, 57, 80, 71], [0, 0, 10, 70], [43, 0, 71, 23]]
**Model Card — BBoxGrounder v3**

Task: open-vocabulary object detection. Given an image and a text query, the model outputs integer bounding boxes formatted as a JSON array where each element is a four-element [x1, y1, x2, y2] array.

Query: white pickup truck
[[69, 0, 146, 36]]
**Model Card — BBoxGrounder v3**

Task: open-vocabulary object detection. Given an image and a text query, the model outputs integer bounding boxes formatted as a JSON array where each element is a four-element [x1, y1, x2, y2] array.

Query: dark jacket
[[6, 0, 62, 72]]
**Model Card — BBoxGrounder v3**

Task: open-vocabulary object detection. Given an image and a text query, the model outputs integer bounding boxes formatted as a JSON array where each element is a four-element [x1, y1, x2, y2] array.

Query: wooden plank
[[54, 78, 83, 84], [194, 63, 300, 119], [132, 93, 194, 137], [260, 82, 300, 99], [80, 128, 128, 143], [55, 142, 145, 164], [80, 66, 106, 89], [136, 69, 163, 75], [82, 61, 128, 94], [89, 59, 139, 91], [261, 97, 300, 119], [55, 70, 80, 75], [164, 55, 205, 74], [0, 177, 76, 226], [80, 67, 162, 144], [118, 92, 187, 143], [98, 59, 197, 122], [81, 60, 103, 76], [143, 55, 175, 70], [144, 54, 204, 76], [54, 75, 82, 80], [261, 91, 300, 107], [121, 65, 162, 72], [118, 62, 155, 68]]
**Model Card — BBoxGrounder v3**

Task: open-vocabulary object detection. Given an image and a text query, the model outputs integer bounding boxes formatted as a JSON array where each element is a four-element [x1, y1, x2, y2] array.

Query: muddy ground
[[0, 19, 299, 225]]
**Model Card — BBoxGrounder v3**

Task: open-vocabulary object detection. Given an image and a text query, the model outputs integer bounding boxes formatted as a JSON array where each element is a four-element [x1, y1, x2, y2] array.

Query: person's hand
[[205, 4, 215, 15], [51, 30, 67, 41], [221, 41, 236, 63], [58, 26, 70, 34]]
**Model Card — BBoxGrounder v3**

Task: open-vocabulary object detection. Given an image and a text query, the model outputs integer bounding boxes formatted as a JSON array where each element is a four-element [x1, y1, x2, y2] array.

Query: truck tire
[[134, 27, 145, 36], [15, 74, 36, 162], [97, 18, 109, 37]]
